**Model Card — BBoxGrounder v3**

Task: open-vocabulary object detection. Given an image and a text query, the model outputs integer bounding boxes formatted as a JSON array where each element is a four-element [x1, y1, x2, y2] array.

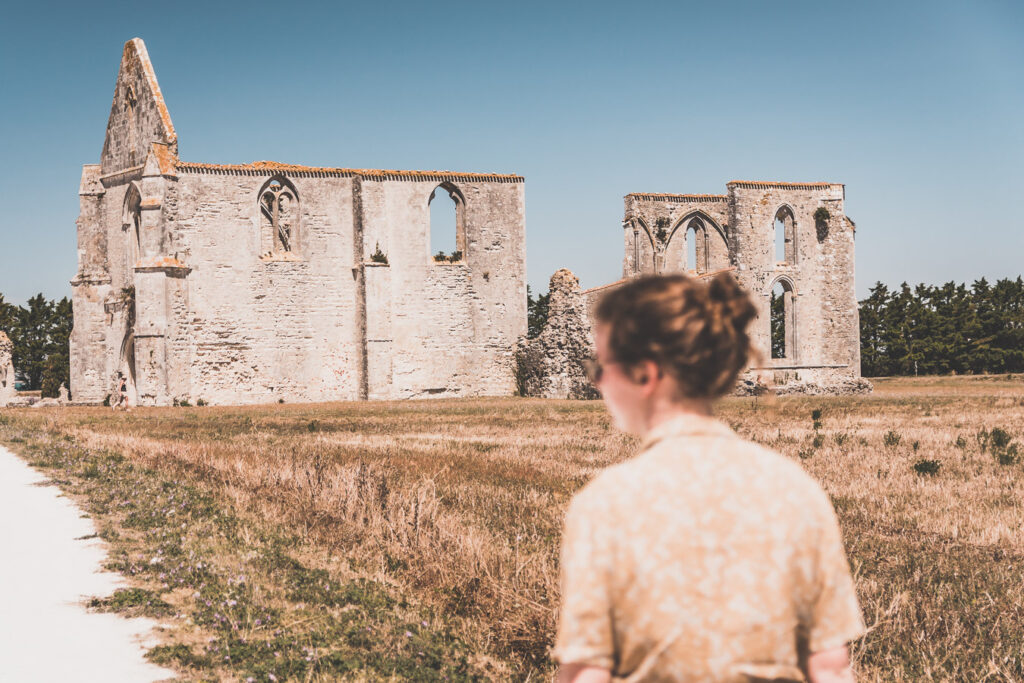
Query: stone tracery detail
[[259, 178, 297, 253]]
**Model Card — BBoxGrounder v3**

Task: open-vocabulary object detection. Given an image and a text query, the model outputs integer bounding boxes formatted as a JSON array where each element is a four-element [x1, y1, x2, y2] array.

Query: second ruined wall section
[[618, 181, 860, 383], [726, 181, 857, 376], [359, 176, 526, 398]]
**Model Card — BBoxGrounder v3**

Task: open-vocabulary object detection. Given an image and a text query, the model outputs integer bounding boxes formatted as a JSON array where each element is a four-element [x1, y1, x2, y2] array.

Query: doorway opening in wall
[[429, 184, 462, 263], [770, 280, 795, 359]]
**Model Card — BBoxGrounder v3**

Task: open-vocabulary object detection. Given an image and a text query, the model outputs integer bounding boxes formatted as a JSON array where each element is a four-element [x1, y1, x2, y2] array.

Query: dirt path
[[0, 445, 176, 682]]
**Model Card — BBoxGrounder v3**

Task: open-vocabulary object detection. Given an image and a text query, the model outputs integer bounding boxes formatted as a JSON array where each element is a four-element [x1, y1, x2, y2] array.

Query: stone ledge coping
[[175, 161, 523, 183], [134, 256, 190, 272], [727, 180, 841, 190], [71, 274, 113, 286], [625, 193, 728, 202]]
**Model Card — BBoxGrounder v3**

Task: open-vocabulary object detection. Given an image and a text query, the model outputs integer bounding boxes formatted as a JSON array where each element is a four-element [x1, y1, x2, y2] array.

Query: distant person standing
[[113, 373, 128, 410], [555, 273, 864, 683]]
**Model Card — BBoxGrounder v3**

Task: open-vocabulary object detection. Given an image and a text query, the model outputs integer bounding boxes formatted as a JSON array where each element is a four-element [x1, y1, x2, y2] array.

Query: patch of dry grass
[[2, 375, 1023, 680]]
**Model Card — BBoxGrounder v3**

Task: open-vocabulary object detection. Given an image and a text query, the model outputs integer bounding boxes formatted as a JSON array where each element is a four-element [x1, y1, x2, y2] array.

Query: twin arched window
[[259, 177, 299, 255]]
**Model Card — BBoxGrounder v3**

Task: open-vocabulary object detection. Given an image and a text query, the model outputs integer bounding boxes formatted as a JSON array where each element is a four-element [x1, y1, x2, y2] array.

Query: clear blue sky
[[1, 0, 1022, 305]]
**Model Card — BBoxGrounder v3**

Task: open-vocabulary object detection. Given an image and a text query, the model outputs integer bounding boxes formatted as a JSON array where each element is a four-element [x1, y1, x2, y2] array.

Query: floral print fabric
[[553, 414, 864, 682]]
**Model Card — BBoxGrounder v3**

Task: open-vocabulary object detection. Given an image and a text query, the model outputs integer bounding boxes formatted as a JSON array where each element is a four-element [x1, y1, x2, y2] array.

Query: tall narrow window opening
[[774, 207, 796, 264], [686, 217, 708, 273], [770, 280, 796, 360], [429, 183, 464, 262]]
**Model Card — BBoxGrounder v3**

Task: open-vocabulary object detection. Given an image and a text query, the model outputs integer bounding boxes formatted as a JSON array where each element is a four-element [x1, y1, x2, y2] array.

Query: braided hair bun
[[594, 272, 758, 399]]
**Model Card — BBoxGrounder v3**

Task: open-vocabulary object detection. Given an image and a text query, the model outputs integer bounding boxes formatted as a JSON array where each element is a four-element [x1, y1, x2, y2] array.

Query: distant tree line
[[859, 277, 1024, 377], [0, 293, 72, 396]]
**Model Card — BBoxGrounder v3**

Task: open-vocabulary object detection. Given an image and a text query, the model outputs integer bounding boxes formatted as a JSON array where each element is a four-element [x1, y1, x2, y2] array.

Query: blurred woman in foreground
[[554, 273, 864, 683]]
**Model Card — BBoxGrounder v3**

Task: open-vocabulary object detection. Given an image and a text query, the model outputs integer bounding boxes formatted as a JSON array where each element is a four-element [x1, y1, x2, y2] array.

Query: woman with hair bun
[[554, 272, 864, 683]]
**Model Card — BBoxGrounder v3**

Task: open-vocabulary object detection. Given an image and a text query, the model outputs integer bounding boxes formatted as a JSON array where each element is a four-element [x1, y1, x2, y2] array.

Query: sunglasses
[[582, 358, 621, 384]]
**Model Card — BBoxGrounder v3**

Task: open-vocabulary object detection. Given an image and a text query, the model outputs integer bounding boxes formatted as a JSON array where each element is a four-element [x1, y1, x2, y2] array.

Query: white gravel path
[[0, 445, 177, 682]]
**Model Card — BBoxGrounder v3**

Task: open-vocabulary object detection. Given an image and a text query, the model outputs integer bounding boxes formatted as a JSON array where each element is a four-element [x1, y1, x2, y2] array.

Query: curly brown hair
[[594, 272, 759, 399]]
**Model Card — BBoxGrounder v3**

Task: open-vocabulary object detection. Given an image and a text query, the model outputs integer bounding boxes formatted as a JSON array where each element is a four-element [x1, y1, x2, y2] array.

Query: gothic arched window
[[259, 177, 299, 255], [770, 278, 797, 360], [428, 183, 466, 263], [774, 206, 796, 265]]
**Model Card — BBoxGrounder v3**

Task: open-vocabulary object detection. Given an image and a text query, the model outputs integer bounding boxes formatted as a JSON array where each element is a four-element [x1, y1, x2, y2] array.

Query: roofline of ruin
[[625, 193, 728, 202], [172, 161, 523, 183], [726, 180, 842, 190]]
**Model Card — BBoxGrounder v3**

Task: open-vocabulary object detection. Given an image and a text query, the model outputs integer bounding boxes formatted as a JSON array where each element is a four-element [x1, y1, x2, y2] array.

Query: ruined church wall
[[167, 172, 363, 404], [616, 182, 860, 387], [726, 183, 856, 376], [359, 179, 526, 398]]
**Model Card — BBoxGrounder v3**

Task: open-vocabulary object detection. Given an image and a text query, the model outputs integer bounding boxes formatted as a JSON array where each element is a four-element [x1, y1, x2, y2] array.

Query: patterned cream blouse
[[553, 413, 865, 682]]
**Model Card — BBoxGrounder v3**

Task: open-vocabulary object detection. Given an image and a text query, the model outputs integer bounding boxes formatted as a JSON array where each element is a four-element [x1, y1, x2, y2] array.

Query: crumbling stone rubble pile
[[516, 269, 600, 400], [771, 377, 873, 396], [733, 375, 873, 396]]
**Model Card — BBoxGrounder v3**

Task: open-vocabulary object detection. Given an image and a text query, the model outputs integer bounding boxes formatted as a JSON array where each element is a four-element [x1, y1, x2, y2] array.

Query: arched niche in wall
[[428, 182, 466, 263], [628, 218, 656, 275], [122, 182, 142, 278], [118, 330, 138, 407], [258, 176, 300, 256]]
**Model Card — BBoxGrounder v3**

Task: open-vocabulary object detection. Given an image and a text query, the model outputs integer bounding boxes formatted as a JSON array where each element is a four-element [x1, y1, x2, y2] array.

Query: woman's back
[[555, 273, 863, 683], [554, 414, 863, 681]]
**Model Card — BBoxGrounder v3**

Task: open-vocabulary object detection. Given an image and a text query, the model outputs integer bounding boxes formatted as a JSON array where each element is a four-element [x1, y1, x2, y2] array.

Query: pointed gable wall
[[101, 38, 177, 175]]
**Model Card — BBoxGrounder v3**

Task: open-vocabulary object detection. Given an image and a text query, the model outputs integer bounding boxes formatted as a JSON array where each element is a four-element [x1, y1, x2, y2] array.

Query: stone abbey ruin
[[617, 183, 865, 392], [70, 38, 863, 406], [71, 39, 526, 406]]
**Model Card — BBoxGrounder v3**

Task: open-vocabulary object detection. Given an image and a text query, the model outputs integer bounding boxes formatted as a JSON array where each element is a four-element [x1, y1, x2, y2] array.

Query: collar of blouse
[[639, 412, 735, 452]]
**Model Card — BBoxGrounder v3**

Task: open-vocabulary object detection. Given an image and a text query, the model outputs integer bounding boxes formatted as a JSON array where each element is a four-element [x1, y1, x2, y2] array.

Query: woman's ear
[[638, 360, 661, 388]]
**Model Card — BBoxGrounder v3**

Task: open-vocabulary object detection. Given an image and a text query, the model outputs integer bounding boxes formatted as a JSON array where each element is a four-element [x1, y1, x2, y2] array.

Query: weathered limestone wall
[[360, 178, 526, 399], [168, 171, 363, 404], [70, 165, 114, 404]]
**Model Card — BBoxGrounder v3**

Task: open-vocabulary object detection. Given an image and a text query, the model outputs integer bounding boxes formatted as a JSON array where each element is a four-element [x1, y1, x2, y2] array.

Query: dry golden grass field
[[2, 375, 1023, 681]]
